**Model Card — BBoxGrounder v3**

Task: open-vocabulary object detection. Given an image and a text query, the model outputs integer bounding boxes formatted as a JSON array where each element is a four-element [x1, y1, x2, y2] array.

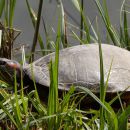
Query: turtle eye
[[0, 61, 6, 65]]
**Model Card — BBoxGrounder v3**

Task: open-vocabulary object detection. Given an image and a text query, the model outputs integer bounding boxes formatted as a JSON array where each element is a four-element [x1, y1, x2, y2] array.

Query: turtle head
[[0, 58, 22, 85]]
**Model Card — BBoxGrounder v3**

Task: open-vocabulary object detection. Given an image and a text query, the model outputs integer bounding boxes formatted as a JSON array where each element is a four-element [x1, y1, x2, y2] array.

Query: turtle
[[1, 43, 130, 105]]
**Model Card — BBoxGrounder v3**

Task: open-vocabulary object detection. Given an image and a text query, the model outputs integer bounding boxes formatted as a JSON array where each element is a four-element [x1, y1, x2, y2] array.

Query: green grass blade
[[80, 0, 84, 41], [28, 90, 47, 115], [30, 64, 41, 103], [30, 0, 43, 62], [104, 58, 113, 101], [71, 30, 85, 44], [26, 0, 37, 26], [105, 102, 118, 130], [71, 0, 90, 43], [4, 0, 9, 26], [123, 7, 130, 49], [102, 0, 110, 24], [109, 85, 130, 106], [0, 87, 9, 99], [61, 86, 75, 111], [71, 0, 80, 12], [0, 101, 18, 128], [120, 1, 130, 49], [9, 0, 16, 27], [120, 26, 125, 45], [26, 0, 45, 58], [14, 70, 22, 124], [47, 15, 61, 130], [20, 68, 28, 115], [88, 18, 98, 41], [19, 47, 28, 115], [98, 43, 105, 101], [80, 10, 90, 43], [76, 86, 111, 114], [0, 0, 5, 17], [94, 0, 120, 45], [118, 105, 130, 130], [53, 21, 60, 113], [52, 14, 61, 128], [60, 1, 68, 48], [120, 0, 125, 27], [98, 42, 105, 130], [47, 60, 55, 130], [26, 0, 45, 61]]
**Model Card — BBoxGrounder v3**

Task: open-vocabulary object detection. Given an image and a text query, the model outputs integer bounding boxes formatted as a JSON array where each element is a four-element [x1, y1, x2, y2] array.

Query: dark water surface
[[13, 0, 125, 57]]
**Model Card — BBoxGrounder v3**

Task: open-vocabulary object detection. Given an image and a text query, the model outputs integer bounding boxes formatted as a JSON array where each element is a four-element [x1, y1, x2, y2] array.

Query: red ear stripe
[[7, 63, 20, 70]]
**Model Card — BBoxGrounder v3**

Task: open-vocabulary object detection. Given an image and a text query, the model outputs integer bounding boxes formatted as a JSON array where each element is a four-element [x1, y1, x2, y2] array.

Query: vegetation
[[0, 0, 130, 129]]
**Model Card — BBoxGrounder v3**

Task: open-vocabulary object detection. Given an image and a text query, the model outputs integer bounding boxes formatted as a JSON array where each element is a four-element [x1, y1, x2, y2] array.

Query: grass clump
[[0, 0, 130, 130]]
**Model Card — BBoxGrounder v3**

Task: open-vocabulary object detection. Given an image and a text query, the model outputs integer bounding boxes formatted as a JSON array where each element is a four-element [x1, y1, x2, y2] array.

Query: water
[[13, 0, 126, 57]]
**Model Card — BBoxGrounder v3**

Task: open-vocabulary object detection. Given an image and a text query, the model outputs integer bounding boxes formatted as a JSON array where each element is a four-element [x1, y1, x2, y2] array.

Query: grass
[[0, 0, 130, 129]]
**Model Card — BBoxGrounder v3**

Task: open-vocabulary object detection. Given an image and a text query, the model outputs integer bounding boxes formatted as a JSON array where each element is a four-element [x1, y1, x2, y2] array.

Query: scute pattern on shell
[[24, 43, 130, 92]]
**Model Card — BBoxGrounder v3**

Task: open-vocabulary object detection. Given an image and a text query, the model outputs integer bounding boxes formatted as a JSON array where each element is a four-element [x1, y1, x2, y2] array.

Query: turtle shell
[[24, 44, 130, 93]]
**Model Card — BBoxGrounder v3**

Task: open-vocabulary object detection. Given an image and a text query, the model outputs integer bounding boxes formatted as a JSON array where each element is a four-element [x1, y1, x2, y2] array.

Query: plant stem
[[29, 0, 43, 63], [80, 0, 84, 44]]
